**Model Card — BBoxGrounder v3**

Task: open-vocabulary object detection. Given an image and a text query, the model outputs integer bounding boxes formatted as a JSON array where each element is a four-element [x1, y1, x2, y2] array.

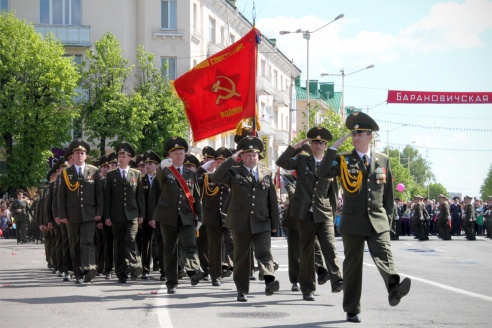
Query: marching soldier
[[198, 147, 234, 286], [149, 137, 204, 294], [213, 136, 280, 302], [318, 112, 411, 323], [104, 142, 145, 283], [276, 127, 343, 301], [97, 155, 114, 279], [58, 139, 104, 284], [410, 195, 429, 241], [436, 194, 452, 240], [463, 195, 476, 240], [52, 157, 70, 279]]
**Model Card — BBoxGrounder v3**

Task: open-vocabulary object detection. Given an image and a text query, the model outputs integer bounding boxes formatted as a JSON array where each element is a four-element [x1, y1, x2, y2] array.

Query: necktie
[[315, 161, 319, 174], [177, 167, 181, 175], [149, 175, 153, 186], [249, 169, 256, 183], [78, 167, 83, 179], [122, 170, 127, 180], [363, 155, 370, 170]]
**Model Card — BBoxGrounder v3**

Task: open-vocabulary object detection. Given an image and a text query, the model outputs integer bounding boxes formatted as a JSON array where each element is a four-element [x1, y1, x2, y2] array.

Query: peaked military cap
[[107, 152, 118, 164], [99, 155, 109, 167], [438, 194, 448, 199], [452, 196, 460, 200], [129, 160, 137, 169], [215, 147, 233, 160], [346, 111, 379, 134], [116, 142, 136, 157], [307, 126, 333, 142], [64, 147, 72, 160], [184, 154, 200, 167], [144, 150, 161, 164], [135, 154, 146, 166], [464, 195, 473, 200], [46, 168, 56, 181], [294, 144, 313, 157], [413, 195, 424, 200], [202, 146, 216, 159], [237, 136, 264, 153], [55, 156, 69, 170], [69, 138, 90, 154], [165, 136, 188, 153]]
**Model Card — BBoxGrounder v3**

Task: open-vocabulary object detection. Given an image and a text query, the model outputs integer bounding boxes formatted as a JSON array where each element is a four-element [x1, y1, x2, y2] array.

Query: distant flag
[[275, 167, 282, 189], [174, 28, 261, 142]]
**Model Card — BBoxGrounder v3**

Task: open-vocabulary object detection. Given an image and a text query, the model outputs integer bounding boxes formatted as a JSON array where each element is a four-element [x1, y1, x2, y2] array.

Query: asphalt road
[[1, 235, 491, 327]]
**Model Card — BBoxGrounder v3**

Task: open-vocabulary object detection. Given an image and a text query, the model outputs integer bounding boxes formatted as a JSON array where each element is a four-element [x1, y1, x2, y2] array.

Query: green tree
[[0, 12, 79, 191], [428, 182, 448, 201], [480, 163, 492, 200], [132, 46, 187, 155], [293, 104, 352, 152], [80, 33, 150, 155], [400, 146, 434, 186]]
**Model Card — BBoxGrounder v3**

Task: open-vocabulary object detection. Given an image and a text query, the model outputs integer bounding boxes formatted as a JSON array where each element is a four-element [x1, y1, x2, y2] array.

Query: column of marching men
[[33, 112, 417, 323]]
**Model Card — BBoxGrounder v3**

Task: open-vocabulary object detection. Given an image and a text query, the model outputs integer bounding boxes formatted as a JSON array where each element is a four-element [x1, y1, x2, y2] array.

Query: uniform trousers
[[160, 221, 201, 289], [342, 230, 399, 314], [44, 230, 54, 268], [436, 218, 451, 240], [232, 230, 275, 295], [206, 225, 234, 280], [196, 225, 209, 275], [102, 224, 114, 274], [139, 222, 154, 274], [298, 212, 342, 294], [95, 226, 104, 273], [15, 220, 28, 243], [53, 224, 63, 272], [67, 221, 96, 279], [60, 223, 72, 274], [112, 219, 140, 279], [287, 229, 327, 284]]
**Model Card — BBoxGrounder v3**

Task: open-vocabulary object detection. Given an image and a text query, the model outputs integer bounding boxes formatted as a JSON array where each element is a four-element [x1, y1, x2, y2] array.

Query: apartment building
[[6, 0, 300, 168]]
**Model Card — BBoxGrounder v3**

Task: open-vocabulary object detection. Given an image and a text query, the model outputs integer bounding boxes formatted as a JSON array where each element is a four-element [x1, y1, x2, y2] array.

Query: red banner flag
[[174, 28, 261, 142], [387, 90, 492, 104]]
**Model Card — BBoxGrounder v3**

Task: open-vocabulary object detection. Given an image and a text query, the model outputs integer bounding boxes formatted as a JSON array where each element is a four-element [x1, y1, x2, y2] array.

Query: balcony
[[257, 76, 275, 95], [274, 90, 289, 107], [35, 24, 91, 47], [274, 130, 289, 146]]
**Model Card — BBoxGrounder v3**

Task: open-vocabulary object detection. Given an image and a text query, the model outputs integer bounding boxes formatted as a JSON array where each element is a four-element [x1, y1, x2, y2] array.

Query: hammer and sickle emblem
[[212, 76, 240, 104]]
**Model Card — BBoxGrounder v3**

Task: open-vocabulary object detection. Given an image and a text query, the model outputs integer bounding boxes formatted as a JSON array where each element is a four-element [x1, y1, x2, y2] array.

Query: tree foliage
[[80, 33, 150, 155], [480, 163, 492, 200], [132, 46, 187, 155], [0, 12, 79, 191], [428, 182, 448, 201]]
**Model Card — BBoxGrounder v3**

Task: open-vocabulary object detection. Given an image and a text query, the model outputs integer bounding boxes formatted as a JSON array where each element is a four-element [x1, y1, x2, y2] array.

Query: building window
[[229, 33, 235, 44], [220, 26, 225, 45], [40, 0, 81, 25], [208, 16, 216, 43], [161, 57, 177, 80], [273, 70, 278, 90], [0, 0, 9, 12], [268, 65, 272, 80], [161, 0, 177, 30], [192, 3, 197, 33], [260, 60, 266, 77]]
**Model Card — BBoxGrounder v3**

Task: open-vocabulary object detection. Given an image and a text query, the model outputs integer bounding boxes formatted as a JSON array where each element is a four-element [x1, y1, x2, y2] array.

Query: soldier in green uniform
[[58, 139, 104, 284], [11, 190, 30, 244], [149, 137, 204, 294], [198, 147, 234, 286], [410, 195, 429, 241], [463, 195, 476, 240], [104, 142, 145, 283], [318, 112, 411, 323], [436, 194, 452, 240], [277, 127, 343, 301], [213, 136, 280, 302]]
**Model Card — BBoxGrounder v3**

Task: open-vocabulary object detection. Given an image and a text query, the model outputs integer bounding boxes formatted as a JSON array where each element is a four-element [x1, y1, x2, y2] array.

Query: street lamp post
[[321, 64, 374, 122], [385, 124, 407, 156], [280, 13, 344, 132], [399, 141, 415, 163]]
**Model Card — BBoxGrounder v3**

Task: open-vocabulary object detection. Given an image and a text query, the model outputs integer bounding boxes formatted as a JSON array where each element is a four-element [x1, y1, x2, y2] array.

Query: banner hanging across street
[[174, 28, 261, 142], [387, 90, 492, 104]]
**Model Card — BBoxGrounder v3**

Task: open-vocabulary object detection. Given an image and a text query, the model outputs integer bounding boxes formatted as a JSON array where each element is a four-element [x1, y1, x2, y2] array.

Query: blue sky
[[237, 0, 492, 197]]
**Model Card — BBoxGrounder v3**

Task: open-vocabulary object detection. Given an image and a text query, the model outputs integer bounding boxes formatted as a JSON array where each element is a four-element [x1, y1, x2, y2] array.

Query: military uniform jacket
[[438, 202, 450, 221], [282, 176, 299, 231], [276, 145, 338, 223], [212, 157, 279, 234], [450, 203, 462, 219], [319, 148, 394, 236], [198, 171, 230, 227], [141, 174, 152, 221], [58, 164, 104, 224], [152, 166, 203, 227], [465, 203, 475, 222], [412, 203, 429, 221], [11, 199, 30, 222], [104, 168, 144, 223], [52, 177, 61, 219], [43, 181, 56, 225]]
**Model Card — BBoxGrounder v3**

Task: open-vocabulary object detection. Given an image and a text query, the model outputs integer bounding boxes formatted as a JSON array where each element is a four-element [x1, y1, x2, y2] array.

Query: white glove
[[201, 160, 214, 173], [448, 216, 451, 220], [196, 221, 203, 230], [160, 158, 173, 169]]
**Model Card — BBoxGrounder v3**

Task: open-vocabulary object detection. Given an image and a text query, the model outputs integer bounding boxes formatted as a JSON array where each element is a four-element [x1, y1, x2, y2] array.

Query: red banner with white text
[[387, 90, 492, 104], [174, 28, 260, 142]]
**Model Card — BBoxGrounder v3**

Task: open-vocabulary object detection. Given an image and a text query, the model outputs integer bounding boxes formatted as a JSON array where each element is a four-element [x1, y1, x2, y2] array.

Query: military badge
[[375, 167, 387, 184]]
